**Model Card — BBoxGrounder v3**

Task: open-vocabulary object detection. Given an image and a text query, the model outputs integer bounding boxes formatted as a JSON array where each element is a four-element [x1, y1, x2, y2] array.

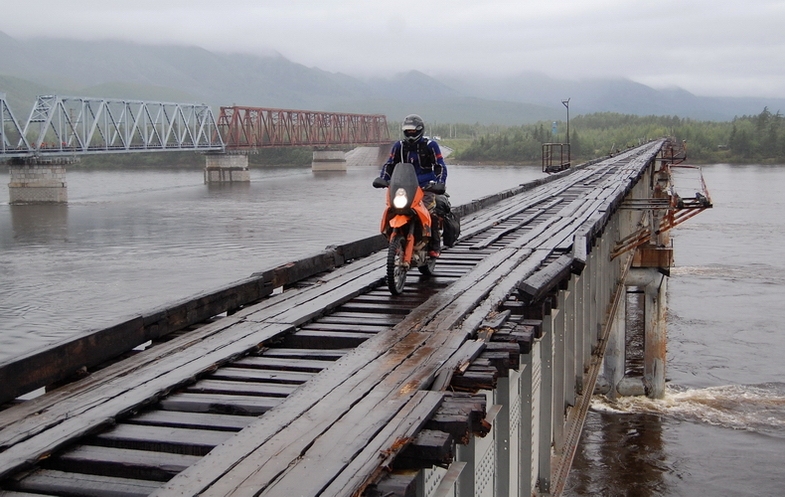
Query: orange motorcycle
[[373, 162, 444, 295]]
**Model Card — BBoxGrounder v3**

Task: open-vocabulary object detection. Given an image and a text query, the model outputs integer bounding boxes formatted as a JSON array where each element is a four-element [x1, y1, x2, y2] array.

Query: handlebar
[[373, 177, 445, 194], [372, 177, 389, 189]]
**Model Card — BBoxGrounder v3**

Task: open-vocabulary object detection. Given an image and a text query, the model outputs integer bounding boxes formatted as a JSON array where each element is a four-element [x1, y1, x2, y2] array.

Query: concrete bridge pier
[[601, 269, 667, 399], [204, 154, 250, 183], [312, 150, 346, 171], [8, 163, 68, 204], [598, 157, 671, 400], [629, 268, 668, 399]]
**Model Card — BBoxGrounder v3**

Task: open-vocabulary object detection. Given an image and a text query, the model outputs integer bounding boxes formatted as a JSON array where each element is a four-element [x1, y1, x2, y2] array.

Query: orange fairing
[[379, 186, 432, 234], [389, 214, 410, 228], [410, 188, 432, 231]]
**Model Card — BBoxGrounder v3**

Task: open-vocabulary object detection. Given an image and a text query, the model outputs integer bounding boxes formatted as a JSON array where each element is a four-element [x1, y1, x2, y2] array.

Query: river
[[2, 161, 784, 495]]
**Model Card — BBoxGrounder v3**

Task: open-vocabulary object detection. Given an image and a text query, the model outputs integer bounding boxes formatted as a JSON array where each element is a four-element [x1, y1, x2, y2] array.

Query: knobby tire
[[387, 235, 407, 295]]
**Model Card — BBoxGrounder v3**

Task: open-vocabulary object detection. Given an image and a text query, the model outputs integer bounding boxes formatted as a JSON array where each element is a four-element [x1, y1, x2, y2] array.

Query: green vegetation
[[444, 109, 785, 164]]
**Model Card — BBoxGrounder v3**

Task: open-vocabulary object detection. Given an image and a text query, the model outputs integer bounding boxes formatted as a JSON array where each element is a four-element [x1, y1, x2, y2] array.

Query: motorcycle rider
[[377, 114, 448, 257]]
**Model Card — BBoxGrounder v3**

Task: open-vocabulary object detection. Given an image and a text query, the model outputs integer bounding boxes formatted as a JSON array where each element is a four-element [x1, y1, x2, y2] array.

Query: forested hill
[[449, 109, 785, 164]]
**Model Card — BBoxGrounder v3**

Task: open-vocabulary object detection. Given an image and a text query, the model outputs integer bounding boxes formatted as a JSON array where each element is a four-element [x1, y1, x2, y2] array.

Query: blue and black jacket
[[379, 138, 447, 187]]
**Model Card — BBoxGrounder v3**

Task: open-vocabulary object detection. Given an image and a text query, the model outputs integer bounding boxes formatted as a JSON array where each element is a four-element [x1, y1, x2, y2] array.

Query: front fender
[[389, 214, 410, 229]]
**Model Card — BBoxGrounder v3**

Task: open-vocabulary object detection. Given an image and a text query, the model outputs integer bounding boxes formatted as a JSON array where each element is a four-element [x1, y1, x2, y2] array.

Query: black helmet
[[401, 114, 425, 144]]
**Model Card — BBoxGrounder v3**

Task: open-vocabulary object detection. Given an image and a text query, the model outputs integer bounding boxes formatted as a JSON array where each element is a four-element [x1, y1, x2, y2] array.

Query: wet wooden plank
[[231, 356, 335, 373], [9, 469, 161, 497], [128, 410, 252, 432], [299, 322, 388, 333], [394, 429, 453, 469], [424, 394, 487, 445], [336, 303, 412, 315], [90, 424, 230, 456], [366, 471, 418, 497], [158, 393, 282, 416], [280, 330, 375, 349], [0, 492, 58, 497], [518, 253, 574, 304], [50, 445, 200, 481], [258, 348, 350, 360], [318, 313, 400, 326], [185, 379, 298, 397], [208, 367, 313, 385], [470, 197, 564, 250], [318, 391, 444, 497]]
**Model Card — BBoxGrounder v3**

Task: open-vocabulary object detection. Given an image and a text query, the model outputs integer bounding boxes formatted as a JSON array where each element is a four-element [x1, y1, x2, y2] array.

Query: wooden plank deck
[[0, 141, 666, 496]]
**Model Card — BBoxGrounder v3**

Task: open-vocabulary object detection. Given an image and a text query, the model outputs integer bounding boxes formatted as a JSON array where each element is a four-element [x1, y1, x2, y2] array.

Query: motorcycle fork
[[389, 223, 417, 266], [404, 223, 416, 266]]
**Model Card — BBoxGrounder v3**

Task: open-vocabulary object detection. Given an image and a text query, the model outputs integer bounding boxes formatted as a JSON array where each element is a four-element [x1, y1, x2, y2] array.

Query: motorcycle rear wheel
[[387, 235, 408, 295]]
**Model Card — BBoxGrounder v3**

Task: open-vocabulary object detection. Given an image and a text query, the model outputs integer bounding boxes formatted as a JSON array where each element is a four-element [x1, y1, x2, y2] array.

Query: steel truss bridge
[[1, 94, 390, 159], [217, 106, 390, 150]]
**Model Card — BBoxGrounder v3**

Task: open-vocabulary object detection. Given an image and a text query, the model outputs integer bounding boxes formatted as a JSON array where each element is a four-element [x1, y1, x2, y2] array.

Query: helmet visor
[[403, 128, 420, 137]]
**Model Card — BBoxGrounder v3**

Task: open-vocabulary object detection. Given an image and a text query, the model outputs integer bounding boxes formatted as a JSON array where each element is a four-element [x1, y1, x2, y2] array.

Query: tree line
[[440, 108, 785, 164]]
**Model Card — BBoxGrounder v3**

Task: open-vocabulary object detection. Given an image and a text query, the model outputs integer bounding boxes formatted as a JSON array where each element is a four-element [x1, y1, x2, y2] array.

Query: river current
[[2, 161, 784, 495]]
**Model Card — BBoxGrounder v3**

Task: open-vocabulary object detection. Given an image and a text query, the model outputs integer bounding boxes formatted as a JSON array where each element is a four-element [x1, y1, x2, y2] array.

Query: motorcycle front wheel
[[387, 235, 408, 295]]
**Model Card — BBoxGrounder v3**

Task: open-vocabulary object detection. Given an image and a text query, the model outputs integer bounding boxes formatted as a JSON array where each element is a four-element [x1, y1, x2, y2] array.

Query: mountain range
[[1, 31, 783, 126]]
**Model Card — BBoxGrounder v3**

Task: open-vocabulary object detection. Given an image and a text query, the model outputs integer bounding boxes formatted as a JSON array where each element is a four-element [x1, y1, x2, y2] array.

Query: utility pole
[[562, 98, 571, 165]]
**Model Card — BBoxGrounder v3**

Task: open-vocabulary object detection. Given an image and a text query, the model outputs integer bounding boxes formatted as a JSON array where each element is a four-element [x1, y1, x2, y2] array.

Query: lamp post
[[562, 98, 571, 165]]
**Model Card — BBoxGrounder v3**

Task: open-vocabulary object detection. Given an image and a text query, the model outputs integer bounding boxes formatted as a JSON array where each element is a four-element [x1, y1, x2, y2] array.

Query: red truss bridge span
[[218, 106, 390, 150]]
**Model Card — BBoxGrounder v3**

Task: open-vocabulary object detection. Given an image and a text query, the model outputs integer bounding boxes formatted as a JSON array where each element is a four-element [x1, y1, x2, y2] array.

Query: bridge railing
[[218, 106, 390, 150], [8, 96, 224, 158]]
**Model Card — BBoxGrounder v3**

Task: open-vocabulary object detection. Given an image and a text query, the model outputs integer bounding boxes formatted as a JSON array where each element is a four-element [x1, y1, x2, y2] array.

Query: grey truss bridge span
[[1, 95, 224, 157]]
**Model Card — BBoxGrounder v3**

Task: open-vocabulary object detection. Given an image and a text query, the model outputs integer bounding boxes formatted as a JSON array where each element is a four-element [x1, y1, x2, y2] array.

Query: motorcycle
[[373, 162, 445, 295]]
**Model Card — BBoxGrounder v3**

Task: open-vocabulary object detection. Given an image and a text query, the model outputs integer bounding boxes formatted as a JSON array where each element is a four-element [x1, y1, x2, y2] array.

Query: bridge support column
[[639, 268, 667, 399], [456, 390, 496, 497], [311, 150, 347, 172], [552, 300, 566, 455], [604, 268, 667, 399], [519, 341, 539, 497], [204, 154, 250, 183], [598, 293, 627, 399], [8, 164, 68, 204], [537, 313, 554, 495], [495, 368, 522, 497]]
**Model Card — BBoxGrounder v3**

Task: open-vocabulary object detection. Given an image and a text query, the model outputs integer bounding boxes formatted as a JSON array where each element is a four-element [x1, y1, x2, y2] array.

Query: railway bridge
[[1, 94, 390, 203], [0, 139, 710, 496]]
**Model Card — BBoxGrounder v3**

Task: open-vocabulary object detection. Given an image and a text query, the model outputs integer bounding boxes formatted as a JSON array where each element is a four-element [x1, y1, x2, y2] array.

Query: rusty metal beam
[[218, 106, 390, 150]]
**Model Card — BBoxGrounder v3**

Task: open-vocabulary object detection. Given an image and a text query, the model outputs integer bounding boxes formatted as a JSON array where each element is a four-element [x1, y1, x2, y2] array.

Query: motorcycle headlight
[[393, 188, 408, 209]]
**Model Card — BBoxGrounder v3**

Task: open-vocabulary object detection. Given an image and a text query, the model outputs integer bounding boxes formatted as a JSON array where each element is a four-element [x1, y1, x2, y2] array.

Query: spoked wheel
[[386, 235, 408, 295]]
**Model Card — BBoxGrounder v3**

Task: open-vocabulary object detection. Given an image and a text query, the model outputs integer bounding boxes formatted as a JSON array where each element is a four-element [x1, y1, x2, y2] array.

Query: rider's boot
[[429, 229, 441, 258]]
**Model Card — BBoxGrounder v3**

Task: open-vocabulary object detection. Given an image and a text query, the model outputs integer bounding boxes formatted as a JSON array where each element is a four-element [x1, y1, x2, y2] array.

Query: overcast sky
[[4, 0, 784, 98]]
